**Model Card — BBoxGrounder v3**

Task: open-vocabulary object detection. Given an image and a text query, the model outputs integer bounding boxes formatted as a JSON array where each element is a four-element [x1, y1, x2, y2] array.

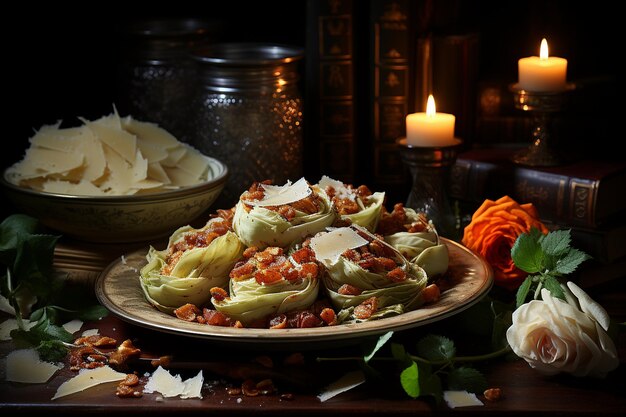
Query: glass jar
[[189, 43, 304, 207], [116, 18, 217, 143]]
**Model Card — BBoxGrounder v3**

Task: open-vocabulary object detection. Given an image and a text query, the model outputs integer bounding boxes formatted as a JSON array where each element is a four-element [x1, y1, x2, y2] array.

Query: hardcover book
[[450, 147, 626, 228]]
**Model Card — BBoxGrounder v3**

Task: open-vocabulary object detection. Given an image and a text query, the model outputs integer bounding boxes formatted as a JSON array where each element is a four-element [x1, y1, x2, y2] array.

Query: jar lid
[[192, 43, 303, 66]]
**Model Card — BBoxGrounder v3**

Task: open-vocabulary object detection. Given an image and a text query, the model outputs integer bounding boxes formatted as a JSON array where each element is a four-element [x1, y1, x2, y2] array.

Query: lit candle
[[406, 95, 457, 147], [518, 38, 568, 92]]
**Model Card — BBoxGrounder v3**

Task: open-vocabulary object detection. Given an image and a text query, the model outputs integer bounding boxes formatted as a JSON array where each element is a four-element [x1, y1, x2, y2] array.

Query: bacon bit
[[230, 261, 256, 280], [269, 314, 288, 329], [150, 356, 172, 368], [334, 198, 359, 215], [108, 339, 141, 368], [283, 352, 305, 366], [203, 309, 231, 326], [210, 287, 228, 302], [243, 246, 258, 258], [291, 247, 315, 264], [242, 379, 259, 397], [116, 384, 142, 398], [255, 269, 283, 285], [174, 303, 201, 322], [256, 379, 275, 395], [226, 387, 242, 396], [484, 387, 502, 402], [92, 336, 118, 347], [338, 284, 362, 296], [233, 321, 244, 328], [290, 311, 322, 328], [387, 267, 407, 282], [255, 356, 274, 368], [120, 373, 140, 386], [354, 297, 379, 320], [374, 257, 397, 271], [290, 196, 321, 214], [422, 284, 441, 304], [356, 185, 372, 199], [320, 308, 337, 326], [74, 334, 116, 347], [277, 205, 297, 221], [298, 262, 318, 279]]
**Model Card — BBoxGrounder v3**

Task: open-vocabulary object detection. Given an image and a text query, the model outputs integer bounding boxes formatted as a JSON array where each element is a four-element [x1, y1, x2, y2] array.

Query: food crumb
[[236, 398, 242, 404], [155, 395, 164, 402], [121, 255, 127, 264], [484, 387, 502, 402]]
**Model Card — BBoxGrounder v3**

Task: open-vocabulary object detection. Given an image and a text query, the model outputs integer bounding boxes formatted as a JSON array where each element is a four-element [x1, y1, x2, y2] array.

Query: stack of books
[[450, 146, 626, 287]]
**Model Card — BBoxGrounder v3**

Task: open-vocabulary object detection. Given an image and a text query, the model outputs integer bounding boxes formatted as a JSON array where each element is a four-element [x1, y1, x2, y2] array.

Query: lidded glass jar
[[116, 18, 217, 143], [189, 43, 304, 206]]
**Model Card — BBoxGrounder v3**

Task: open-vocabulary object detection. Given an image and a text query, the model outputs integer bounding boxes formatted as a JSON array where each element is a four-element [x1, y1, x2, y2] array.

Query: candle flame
[[426, 94, 436, 116], [540, 38, 549, 60]]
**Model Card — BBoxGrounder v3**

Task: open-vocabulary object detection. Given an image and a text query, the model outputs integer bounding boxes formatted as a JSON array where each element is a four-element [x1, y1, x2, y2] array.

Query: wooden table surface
[[1, 239, 625, 416]]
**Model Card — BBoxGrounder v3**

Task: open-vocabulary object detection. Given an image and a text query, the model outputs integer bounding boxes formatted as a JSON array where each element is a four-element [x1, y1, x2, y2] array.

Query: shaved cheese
[[52, 366, 127, 400], [317, 175, 355, 201], [85, 122, 136, 164], [317, 371, 365, 402], [122, 117, 180, 149], [143, 366, 185, 397], [81, 329, 99, 337], [0, 319, 36, 341], [443, 391, 484, 408], [310, 227, 368, 267], [7, 111, 212, 196], [144, 366, 204, 399], [250, 177, 312, 207], [6, 349, 62, 383], [62, 319, 83, 334], [181, 371, 204, 399], [23, 147, 84, 174]]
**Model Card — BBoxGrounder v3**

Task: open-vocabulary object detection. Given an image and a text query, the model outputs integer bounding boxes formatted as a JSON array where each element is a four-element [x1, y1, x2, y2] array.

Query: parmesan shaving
[[62, 319, 83, 335], [6, 349, 62, 384], [443, 391, 484, 408], [249, 177, 312, 207], [317, 371, 366, 402], [317, 175, 356, 201], [144, 366, 203, 399], [51, 366, 127, 400], [6, 111, 213, 196], [310, 227, 368, 267]]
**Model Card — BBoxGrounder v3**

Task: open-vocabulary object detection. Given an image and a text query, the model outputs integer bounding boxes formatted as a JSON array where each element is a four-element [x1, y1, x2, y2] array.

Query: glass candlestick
[[509, 83, 575, 167], [397, 138, 462, 238]]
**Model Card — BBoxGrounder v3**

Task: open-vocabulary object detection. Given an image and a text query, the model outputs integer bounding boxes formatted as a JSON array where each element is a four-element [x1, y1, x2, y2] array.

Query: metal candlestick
[[509, 83, 575, 167], [397, 138, 462, 238]]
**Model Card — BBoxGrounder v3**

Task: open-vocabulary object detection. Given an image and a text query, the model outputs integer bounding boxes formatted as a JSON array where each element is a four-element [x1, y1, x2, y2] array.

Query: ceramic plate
[[95, 238, 492, 348]]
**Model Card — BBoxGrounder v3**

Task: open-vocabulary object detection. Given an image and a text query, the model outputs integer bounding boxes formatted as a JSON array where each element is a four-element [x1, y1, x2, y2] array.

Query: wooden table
[[1, 240, 625, 416]]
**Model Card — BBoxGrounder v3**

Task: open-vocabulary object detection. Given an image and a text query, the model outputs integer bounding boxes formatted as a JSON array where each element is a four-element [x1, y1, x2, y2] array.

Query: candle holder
[[397, 138, 462, 238], [509, 83, 575, 167]]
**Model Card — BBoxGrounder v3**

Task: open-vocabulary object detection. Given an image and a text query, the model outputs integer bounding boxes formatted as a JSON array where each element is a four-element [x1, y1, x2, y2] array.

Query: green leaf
[[491, 305, 513, 350], [390, 342, 412, 367], [363, 331, 393, 363], [555, 248, 590, 275], [37, 340, 69, 362], [447, 367, 488, 394], [515, 276, 533, 308], [400, 361, 420, 398], [416, 335, 455, 362], [74, 305, 109, 321], [417, 363, 442, 403], [511, 232, 544, 273], [13, 234, 60, 298], [540, 229, 571, 257], [543, 275, 565, 301], [0, 215, 38, 262]]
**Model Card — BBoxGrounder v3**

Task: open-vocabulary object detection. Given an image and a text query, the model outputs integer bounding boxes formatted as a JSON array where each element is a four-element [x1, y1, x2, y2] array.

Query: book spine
[[305, 0, 356, 183], [450, 157, 602, 228], [366, 0, 413, 198]]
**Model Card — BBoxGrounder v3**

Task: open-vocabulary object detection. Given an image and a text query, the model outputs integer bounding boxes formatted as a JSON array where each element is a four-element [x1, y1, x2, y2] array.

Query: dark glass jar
[[116, 18, 218, 143], [190, 43, 304, 206]]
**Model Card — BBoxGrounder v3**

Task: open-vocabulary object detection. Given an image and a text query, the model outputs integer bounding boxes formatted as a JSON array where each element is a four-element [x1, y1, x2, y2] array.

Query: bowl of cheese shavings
[[1, 111, 227, 243]]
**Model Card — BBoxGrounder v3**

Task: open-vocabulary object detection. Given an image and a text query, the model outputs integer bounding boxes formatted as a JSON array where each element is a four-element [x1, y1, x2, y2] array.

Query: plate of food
[[95, 177, 493, 348]]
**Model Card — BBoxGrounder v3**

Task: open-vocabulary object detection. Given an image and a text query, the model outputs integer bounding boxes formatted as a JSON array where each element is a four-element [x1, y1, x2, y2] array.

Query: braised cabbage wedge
[[316, 175, 385, 231], [140, 215, 245, 314], [310, 225, 428, 322], [210, 246, 320, 326], [233, 178, 336, 249], [377, 204, 449, 277]]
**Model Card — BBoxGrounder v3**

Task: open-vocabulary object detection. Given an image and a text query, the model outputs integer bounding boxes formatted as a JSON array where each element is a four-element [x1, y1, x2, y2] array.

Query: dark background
[[4, 0, 619, 175]]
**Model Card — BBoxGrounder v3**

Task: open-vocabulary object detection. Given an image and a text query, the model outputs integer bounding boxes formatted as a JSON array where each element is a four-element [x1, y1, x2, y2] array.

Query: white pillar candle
[[518, 38, 567, 92], [406, 95, 456, 147]]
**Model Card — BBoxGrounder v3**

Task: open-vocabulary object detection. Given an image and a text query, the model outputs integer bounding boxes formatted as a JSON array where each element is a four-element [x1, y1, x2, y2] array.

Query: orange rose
[[462, 196, 548, 290]]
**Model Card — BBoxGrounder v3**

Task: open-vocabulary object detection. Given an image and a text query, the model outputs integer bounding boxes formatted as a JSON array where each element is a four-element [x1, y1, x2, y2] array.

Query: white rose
[[506, 282, 619, 378]]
